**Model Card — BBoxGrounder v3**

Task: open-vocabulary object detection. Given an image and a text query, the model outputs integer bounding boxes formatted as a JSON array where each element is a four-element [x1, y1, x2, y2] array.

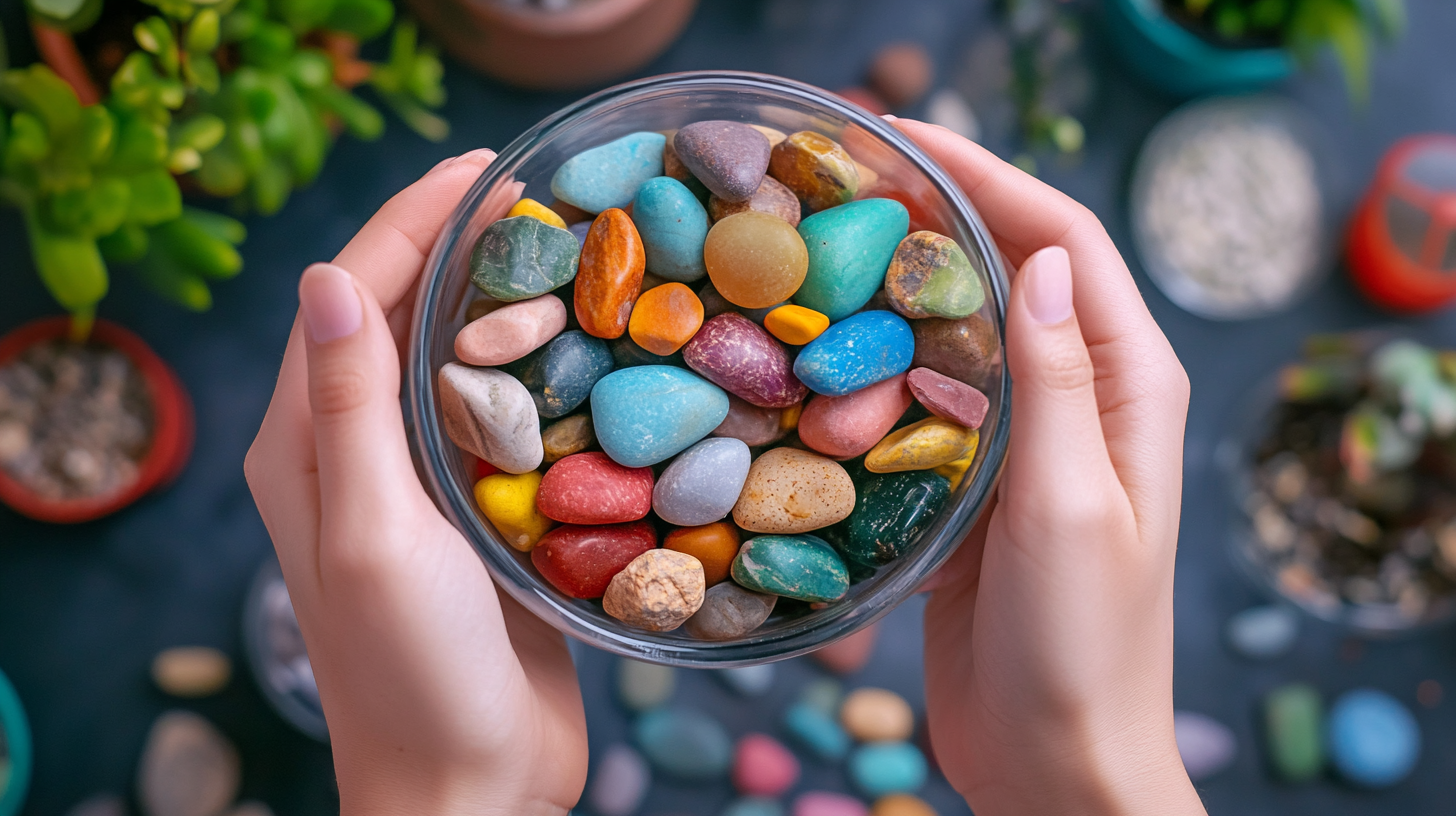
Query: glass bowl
[[407, 71, 1011, 666]]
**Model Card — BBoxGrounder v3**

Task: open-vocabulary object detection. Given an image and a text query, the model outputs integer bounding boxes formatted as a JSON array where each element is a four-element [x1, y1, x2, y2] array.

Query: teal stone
[[794, 310, 914, 396], [731, 535, 849, 602], [784, 702, 850, 760], [722, 798, 784, 816], [469, 216, 580, 302], [794, 198, 909, 320], [849, 742, 928, 796], [633, 707, 733, 780], [551, 131, 666, 214], [610, 335, 682, 369], [512, 330, 614, 419], [591, 365, 730, 467], [633, 177, 710, 282], [843, 471, 951, 566]]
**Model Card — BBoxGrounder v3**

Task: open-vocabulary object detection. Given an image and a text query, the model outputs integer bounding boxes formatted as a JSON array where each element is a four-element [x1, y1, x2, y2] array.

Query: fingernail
[[300, 263, 362, 343], [429, 147, 496, 174], [1023, 246, 1073, 325], [882, 114, 898, 121]]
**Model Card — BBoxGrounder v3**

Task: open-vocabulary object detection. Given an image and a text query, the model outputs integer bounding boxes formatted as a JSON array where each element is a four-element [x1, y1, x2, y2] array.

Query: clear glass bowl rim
[[407, 70, 1013, 666]]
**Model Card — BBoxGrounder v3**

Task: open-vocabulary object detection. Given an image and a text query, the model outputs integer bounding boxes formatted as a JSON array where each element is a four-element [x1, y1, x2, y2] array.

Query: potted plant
[[1103, 0, 1403, 98], [0, 666, 30, 816]]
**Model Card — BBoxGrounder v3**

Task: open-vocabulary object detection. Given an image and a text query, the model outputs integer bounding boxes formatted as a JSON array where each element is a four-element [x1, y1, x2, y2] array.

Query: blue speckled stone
[[512, 330, 613, 419], [1327, 689, 1420, 788], [849, 741, 928, 797], [722, 799, 783, 816], [633, 177, 710, 282], [784, 702, 850, 760], [551, 132, 667, 214], [794, 198, 909, 320], [653, 437, 751, 526], [794, 310, 914, 396], [731, 534, 849, 602], [633, 707, 733, 780], [591, 366, 730, 467]]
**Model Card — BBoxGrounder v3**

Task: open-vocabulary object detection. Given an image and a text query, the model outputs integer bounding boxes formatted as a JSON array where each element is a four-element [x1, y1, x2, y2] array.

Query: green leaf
[[184, 53, 221, 93], [175, 113, 226, 151], [0, 65, 82, 135], [133, 249, 213, 310], [311, 84, 382, 140], [98, 222, 149, 262], [274, 0, 336, 34], [135, 17, 181, 77], [78, 105, 115, 164], [108, 112, 169, 170], [195, 140, 248, 196], [181, 205, 246, 244], [126, 168, 183, 225], [152, 215, 243, 279], [286, 50, 334, 90], [5, 112, 51, 170], [25, 205, 108, 317], [168, 145, 202, 173], [221, 8, 260, 41], [26, 0, 102, 32], [230, 117, 265, 172], [187, 9, 221, 52], [379, 91, 448, 142], [326, 0, 393, 39], [45, 176, 129, 236], [239, 21, 297, 69], [252, 155, 291, 214]]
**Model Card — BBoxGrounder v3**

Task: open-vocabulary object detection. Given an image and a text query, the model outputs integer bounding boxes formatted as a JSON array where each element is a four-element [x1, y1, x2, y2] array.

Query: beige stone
[[152, 647, 231, 698], [603, 550, 706, 632], [731, 447, 855, 533]]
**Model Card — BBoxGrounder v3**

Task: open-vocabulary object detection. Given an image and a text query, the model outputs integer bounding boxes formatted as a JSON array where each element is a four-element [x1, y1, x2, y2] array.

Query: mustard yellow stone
[[506, 198, 568, 229], [474, 471, 554, 551], [764, 304, 831, 345], [780, 401, 803, 432], [932, 448, 977, 490], [865, 418, 978, 473]]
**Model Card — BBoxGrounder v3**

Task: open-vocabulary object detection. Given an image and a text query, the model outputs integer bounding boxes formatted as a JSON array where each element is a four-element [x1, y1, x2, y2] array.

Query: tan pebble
[[603, 549, 706, 632], [151, 647, 232, 698], [138, 710, 241, 816], [731, 447, 855, 534], [872, 793, 938, 816], [542, 414, 595, 463], [841, 687, 915, 742]]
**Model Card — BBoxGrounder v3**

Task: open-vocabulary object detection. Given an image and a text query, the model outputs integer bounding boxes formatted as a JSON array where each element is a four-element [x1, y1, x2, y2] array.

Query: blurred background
[[1, 0, 1454, 813]]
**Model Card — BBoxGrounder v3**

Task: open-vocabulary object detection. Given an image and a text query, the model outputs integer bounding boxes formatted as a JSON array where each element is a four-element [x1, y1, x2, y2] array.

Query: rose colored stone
[[576, 208, 646, 339], [709, 175, 802, 227], [531, 521, 657, 599], [798, 374, 912, 459], [536, 452, 653, 524], [793, 792, 870, 816], [733, 733, 801, 797], [454, 293, 568, 366], [868, 42, 933, 108], [712, 394, 789, 447], [811, 623, 879, 674], [674, 121, 772, 203], [906, 367, 989, 429], [684, 313, 808, 409]]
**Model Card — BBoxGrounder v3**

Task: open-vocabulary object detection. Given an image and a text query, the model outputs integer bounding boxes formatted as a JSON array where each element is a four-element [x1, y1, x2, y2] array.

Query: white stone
[[1225, 605, 1299, 660]]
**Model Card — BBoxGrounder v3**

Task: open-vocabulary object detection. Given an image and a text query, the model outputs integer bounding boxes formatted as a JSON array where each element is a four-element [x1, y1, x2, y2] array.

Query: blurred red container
[[1348, 135, 1456, 312]]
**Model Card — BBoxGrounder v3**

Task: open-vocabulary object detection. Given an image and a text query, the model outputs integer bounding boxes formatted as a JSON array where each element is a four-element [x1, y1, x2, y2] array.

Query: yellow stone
[[932, 449, 977, 490], [780, 401, 803, 432], [506, 198, 568, 229], [865, 418, 977, 473], [474, 471, 554, 551], [764, 304, 831, 345]]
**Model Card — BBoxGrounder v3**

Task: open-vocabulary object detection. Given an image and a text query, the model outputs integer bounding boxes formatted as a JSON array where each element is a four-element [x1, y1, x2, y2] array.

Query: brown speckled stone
[[732, 447, 855, 533], [708, 175, 801, 227], [675, 121, 772, 203], [603, 549, 707, 632], [910, 314, 999, 388]]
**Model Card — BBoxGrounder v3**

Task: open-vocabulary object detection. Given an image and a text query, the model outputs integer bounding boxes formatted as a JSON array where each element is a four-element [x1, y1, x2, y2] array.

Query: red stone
[[475, 457, 501, 479], [531, 521, 657, 599], [536, 452, 654, 524], [733, 733, 800, 797], [907, 367, 989, 429]]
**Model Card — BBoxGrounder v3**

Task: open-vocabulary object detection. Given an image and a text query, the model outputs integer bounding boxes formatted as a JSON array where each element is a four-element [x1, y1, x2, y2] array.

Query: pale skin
[[245, 121, 1206, 816]]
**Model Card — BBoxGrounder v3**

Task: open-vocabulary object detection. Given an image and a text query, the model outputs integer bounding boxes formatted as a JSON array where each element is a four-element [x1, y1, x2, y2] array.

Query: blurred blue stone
[[784, 701, 850, 761], [849, 741, 928, 797], [633, 707, 733, 780], [1327, 689, 1420, 788]]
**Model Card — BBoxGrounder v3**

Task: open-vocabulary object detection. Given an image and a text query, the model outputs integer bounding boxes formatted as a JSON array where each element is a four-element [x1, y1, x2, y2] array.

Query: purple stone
[[683, 313, 809, 409]]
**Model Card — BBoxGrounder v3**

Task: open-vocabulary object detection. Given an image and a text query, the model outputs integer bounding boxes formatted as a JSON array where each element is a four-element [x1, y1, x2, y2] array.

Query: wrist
[[337, 751, 573, 816]]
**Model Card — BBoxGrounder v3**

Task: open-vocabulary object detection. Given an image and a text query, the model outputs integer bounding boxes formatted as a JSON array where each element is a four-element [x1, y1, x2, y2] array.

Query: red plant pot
[[1347, 135, 1456, 313], [0, 317, 195, 523]]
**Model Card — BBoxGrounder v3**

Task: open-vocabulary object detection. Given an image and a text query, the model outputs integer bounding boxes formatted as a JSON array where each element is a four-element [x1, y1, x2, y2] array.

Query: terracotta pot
[[0, 317, 195, 524], [407, 0, 697, 91]]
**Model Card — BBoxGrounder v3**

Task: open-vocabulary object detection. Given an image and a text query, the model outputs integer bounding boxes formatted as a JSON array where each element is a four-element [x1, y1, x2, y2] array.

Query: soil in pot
[[0, 338, 154, 502]]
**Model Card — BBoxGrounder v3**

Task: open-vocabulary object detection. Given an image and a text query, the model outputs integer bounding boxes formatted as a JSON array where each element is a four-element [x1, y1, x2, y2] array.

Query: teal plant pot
[[1104, 0, 1295, 96], [0, 669, 30, 816]]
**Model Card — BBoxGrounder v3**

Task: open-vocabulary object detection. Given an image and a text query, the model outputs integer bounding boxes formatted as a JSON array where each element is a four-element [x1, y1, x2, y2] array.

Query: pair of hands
[[245, 121, 1205, 816]]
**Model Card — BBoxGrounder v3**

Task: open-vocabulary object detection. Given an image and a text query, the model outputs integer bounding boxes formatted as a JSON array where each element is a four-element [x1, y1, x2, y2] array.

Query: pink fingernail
[[300, 263, 362, 343], [1024, 246, 1073, 325], [429, 147, 496, 174]]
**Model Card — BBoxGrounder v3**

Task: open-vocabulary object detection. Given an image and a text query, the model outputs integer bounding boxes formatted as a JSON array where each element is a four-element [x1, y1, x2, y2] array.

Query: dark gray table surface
[[3, 0, 1456, 813]]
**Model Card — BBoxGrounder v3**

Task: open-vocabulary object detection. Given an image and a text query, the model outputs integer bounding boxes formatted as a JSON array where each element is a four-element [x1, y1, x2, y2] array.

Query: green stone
[[731, 535, 849, 602], [793, 198, 909, 321], [469, 215, 580, 302], [1265, 683, 1324, 782], [884, 231, 985, 319], [843, 471, 950, 566]]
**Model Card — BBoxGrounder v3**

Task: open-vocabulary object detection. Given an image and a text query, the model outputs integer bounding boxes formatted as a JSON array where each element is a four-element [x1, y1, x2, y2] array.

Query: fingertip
[[1019, 247, 1073, 326], [429, 147, 497, 176], [300, 263, 362, 344]]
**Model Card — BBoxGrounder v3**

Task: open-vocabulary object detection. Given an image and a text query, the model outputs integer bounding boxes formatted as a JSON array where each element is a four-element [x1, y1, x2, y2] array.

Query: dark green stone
[[731, 534, 849, 602], [819, 523, 878, 583], [470, 215, 580, 302], [843, 471, 951, 566], [511, 330, 613, 419]]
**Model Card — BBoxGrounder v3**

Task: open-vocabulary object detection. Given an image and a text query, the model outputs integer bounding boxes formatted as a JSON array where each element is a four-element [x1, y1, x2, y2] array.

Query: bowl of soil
[[0, 666, 30, 816], [0, 318, 194, 524], [1103, 0, 1293, 97]]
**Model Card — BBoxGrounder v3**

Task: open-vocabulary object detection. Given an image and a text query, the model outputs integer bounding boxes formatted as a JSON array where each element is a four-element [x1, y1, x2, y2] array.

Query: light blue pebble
[[551, 131, 666, 214], [633, 177, 710, 282], [721, 798, 784, 816], [849, 741, 928, 797], [799, 678, 843, 715], [794, 198, 909, 320], [715, 664, 776, 697], [653, 437, 751, 526], [591, 365, 730, 467], [784, 701, 850, 761], [1225, 605, 1299, 660], [1327, 689, 1420, 788], [633, 707, 733, 780], [794, 310, 914, 396]]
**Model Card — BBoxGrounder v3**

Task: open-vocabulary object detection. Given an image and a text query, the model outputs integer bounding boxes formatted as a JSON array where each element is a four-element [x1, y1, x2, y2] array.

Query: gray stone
[[683, 582, 777, 641], [1226, 605, 1299, 660], [437, 364, 542, 474], [716, 664, 776, 697], [1174, 711, 1236, 782], [653, 438, 751, 526], [587, 743, 650, 816]]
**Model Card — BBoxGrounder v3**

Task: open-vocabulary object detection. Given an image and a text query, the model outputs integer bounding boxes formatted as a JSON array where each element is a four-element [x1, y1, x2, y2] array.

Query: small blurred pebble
[[785, 702, 851, 761], [723, 798, 786, 816], [793, 791, 869, 816], [634, 707, 733, 780], [837, 87, 890, 116], [1417, 679, 1442, 708], [871, 793, 937, 816], [587, 744, 650, 816], [137, 711, 241, 816], [849, 742, 927, 797], [841, 687, 914, 742], [225, 803, 275, 816], [925, 89, 980, 143], [717, 664, 776, 697], [733, 733, 800, 797], [1173, 711, 1236, 781], [151, 647, 232, 698], [1327, 689, 1420, 788], [1225, 606, 1299, 660], [1264, 683, 1323, 782], [800, 678, 843, 715], [617, 658, 675, 712], [868, 43, 933, 109], [65, 794, 126, 816], [812, 624, 878, 674]]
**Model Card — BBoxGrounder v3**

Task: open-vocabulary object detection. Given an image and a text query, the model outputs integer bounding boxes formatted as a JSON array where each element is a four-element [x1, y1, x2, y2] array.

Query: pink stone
[[712, 394, 787, 447], [455, 293, 567, 366], [907, 367, 989, 429], [792, 792, 869, 816], [797, 374, 912, 459], [733, 733, 800, 797], [536, 452, 654, 524]]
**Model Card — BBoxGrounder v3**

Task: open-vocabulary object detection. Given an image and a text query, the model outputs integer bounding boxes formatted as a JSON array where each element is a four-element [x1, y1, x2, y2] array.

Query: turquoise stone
[[633, 707, 733, 780], [849, 741, 928, 796], [731, 534, 849, 602], [632, 177, 710, 282], [793, 198, 909, 320], [550, 131, 666, 213], [469, 216, 580, 302], [843, 471, 951, 566], [591, 365, 730, 467], [783, 702, 850, 760], [511, 330, 614, 419], [722, 798, 785, 816], [793, 310, 914, 396]]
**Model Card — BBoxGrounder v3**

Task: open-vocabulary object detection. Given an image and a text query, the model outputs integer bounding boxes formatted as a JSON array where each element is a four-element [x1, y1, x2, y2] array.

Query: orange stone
[[664, 522, 741, 586], [768, 131, 860, 212], [575, 208, 646, 339], [703, 212, 809, 309], [628, 282, 705, 355]]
